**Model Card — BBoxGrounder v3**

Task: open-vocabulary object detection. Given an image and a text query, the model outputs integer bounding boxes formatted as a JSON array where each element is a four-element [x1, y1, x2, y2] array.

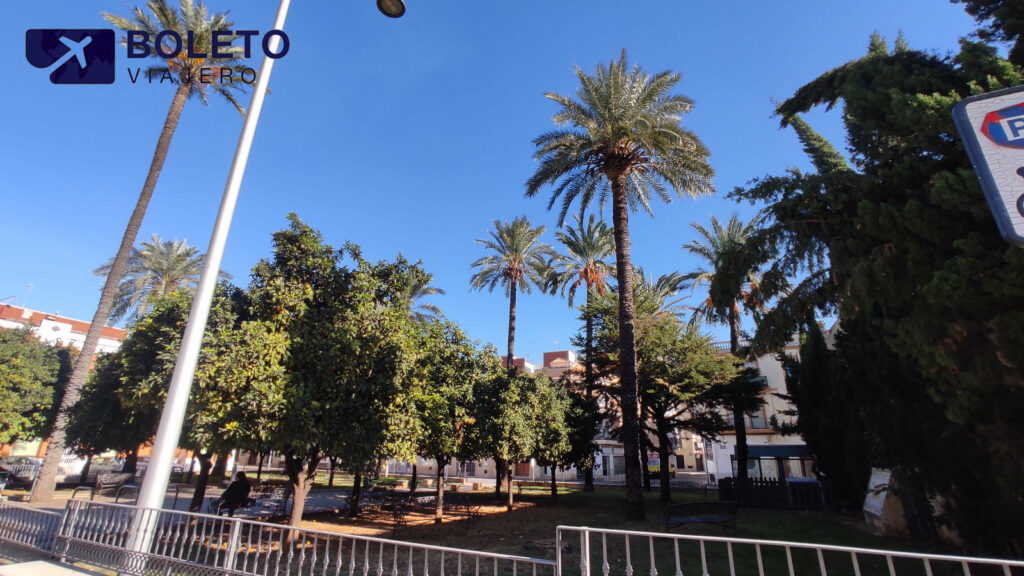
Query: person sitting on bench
[[217, 472, 251, 517]]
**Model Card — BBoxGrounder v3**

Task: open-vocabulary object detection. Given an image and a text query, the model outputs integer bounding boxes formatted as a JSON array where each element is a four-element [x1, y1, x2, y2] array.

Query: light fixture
[[377, 0, 405, 18]]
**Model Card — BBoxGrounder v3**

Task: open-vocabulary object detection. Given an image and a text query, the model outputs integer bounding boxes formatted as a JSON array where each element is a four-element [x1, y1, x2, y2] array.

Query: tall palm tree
[[32, 0, 251, 503], [526, 51, 713, 520], [682, 214, 765, 481], [93, 234, 208, 324], [547, 213, 614, 491], [469, 216, 553, 371]]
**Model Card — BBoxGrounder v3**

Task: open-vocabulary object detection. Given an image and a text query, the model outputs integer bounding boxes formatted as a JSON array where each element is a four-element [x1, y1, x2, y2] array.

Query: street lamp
[[134, 0, 404, 524], [377, 0, 406, 18]]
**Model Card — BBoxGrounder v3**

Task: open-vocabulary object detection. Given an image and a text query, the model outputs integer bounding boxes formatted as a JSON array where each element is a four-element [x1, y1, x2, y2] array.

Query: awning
[[746, 445, 811, 459]]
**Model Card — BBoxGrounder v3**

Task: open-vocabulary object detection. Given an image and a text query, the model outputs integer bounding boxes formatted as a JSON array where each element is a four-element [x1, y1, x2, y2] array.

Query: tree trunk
[[506, 281, 518, 372], [656, 415, 672, 503], [410, 463, 418, 495], [583, 291, 596, 492], [285, 452, 315, 539], [33, 82, 192, 503], [506, 471, 514, 511], [550, 465, 557, 501], [328, 458, 336, 487], [211, 452, 228, 485], [729, 305, 750, 482], [256, 452, 265, 482], [609, 170, 645, 521], [187, 452, 213, 512], [495, 459, 503, 496], [434, 459, 447, 524], [123, 449, 138, 475], [642, 447, 652, 492], [349, 471, 362, 518]]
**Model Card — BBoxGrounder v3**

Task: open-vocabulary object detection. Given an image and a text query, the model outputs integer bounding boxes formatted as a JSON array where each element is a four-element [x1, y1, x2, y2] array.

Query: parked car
[[134, 457, 184, 480], [0, 456, 42, 486]]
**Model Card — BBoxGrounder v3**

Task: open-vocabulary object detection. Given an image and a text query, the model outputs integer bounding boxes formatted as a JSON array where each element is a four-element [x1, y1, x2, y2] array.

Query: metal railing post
[[223, 517, 243, 572], [555, 528, 562, 576]]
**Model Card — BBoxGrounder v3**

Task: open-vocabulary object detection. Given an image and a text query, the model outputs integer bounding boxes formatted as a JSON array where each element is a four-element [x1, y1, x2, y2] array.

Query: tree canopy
[[0, 327, 74, 444], [732, 35, 1024, 554]]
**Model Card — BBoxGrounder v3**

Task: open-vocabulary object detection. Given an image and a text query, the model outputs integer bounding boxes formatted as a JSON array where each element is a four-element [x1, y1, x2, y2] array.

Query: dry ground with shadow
[[296, 486, 921, 561]]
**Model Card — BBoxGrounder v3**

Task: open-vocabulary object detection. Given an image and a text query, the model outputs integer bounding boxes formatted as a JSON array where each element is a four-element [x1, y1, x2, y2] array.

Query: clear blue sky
[[1, 1, 983, 363]]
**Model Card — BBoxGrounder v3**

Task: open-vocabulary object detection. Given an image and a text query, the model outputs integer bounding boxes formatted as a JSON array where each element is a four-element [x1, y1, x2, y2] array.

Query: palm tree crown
[[403, 272, 446, 323], [470, 217, 553, 297], [104, 0, 250, 114], [548, 214, 615, 306], [470, 216, 553, 370], [682, 214, 764, 332], [526, 49, 713, 223], [93, 234, 210, 324]]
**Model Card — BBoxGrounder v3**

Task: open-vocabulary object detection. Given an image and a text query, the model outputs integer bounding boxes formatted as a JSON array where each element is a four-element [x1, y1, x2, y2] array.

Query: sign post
[[953, 84, 1024, 245]]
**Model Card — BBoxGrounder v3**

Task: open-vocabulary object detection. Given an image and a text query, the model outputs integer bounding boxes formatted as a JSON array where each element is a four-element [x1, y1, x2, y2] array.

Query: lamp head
[[377, 0, 405, 18]]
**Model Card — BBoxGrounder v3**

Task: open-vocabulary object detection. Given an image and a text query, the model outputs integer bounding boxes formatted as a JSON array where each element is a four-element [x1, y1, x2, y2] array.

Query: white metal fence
[[1, 499, 1023, 576], [0, 500, 62, 562], [54, 499, 556, 576], [556, 526, 1024, 576]]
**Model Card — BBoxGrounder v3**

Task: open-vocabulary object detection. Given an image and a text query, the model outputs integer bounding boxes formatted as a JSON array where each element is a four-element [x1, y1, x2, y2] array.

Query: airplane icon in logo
[[25, 29, 115, 84]]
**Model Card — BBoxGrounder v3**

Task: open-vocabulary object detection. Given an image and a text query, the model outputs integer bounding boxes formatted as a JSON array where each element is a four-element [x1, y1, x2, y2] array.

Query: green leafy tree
[[470, 216, 554, 370], [35, 0, 253, 502], [412, 321, 498, 522], [93, 234, 214, 324], [526, 51, 713, 520], [66, 351, 153, 472], [547, 214, 614, 491], [0, 327, 74, 444], [252, 215, 420, 524], [732, 35, 1024, 553], [953, 0, 1024, 65], [776, 322, 871, 509], [637, 318, 737, 502], [471, 369, 545, 510], [191, 319, 288, 485], [682, 214, 767, 480], [530, 378, 577, 501]]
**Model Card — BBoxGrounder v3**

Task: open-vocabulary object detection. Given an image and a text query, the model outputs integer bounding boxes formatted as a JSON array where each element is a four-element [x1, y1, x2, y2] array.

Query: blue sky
[[1, 1, 983, 363]]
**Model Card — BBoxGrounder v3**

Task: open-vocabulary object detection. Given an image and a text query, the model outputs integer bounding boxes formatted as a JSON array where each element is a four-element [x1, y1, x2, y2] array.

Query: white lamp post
[[134, 0, 405, 517]]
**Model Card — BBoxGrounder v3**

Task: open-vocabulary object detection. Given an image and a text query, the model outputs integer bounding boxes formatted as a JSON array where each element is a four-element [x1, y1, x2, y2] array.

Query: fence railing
[[556, 526, 1024, 576], [0, 500, 62, 562], [718, 477, 825, 511], [56, 499, 557, 576], [2, 498, 1023, 576]]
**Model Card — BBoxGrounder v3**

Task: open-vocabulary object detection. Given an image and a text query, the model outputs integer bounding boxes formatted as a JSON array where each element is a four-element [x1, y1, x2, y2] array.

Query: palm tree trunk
[[729, 305, 750, 482], [32, 82, 192, 503], [583, 290, 596, 492], [506, 281, 518, 371], [609, 171, 645, 521]]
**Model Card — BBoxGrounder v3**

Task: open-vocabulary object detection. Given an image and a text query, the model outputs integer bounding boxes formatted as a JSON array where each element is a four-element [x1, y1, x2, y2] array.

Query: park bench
[[206, 484, 292, 517], [515, 480, 550, 495], [95, 473, 134, 496], [664, 500, 737, 530]]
